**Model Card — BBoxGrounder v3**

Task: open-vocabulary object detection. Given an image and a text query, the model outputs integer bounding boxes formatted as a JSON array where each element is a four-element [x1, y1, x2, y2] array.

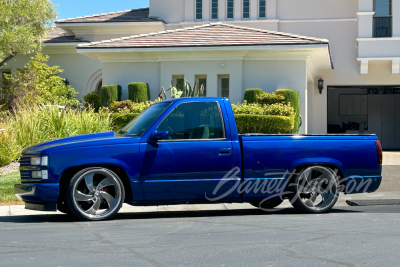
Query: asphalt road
[[0, 205, 399, 267]]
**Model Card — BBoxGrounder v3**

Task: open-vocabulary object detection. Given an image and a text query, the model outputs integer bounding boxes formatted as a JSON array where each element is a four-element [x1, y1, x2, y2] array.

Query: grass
[[0, 105, 114, 167], [0, 172, 23, 205]]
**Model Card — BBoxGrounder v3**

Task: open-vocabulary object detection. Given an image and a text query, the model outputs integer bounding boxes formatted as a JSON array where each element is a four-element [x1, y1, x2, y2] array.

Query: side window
[[157, 102, 225, 140]]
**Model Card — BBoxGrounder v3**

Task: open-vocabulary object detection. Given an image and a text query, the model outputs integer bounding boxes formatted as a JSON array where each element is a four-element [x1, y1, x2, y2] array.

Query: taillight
[[375, 140, 382, 165]]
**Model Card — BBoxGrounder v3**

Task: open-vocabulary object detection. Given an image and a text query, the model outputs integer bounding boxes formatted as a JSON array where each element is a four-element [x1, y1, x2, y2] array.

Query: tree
[[1, 53, 80, 111], [0, 0, 57, 59]]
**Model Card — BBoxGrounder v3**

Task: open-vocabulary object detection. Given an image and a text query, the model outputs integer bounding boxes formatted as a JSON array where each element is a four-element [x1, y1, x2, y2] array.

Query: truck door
[[140, 101, 235, 202]]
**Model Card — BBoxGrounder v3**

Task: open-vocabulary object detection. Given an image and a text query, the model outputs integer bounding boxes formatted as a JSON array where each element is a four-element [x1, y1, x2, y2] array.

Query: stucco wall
[[0, 51, 102, 101], [150, 0, 185, 23], [102, 62, 161, 101]]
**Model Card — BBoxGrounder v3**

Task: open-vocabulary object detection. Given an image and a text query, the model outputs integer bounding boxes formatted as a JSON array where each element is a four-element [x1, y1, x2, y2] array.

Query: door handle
[[219, 148, 231, 155]]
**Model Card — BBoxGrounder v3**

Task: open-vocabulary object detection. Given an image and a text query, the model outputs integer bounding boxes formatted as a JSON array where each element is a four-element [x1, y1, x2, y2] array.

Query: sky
[[53, 0, 149, 20]]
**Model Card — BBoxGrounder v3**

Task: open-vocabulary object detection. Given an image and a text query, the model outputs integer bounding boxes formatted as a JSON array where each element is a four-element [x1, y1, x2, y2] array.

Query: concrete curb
[[1, 191, 399, 217]]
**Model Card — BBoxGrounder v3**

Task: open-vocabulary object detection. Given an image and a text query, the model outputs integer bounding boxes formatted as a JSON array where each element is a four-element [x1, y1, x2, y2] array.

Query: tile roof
[[77, 23, 329, 49], [56, 8, 162, 24], [44, 27, 88, 43]]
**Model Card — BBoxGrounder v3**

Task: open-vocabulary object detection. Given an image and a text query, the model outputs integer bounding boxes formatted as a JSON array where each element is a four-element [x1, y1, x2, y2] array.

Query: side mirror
[[149, 131, 169, 142]]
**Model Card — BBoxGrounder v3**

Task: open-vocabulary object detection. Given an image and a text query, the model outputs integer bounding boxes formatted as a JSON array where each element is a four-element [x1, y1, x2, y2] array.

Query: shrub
[[244, 88, 264, 104], [0, 104, 113, 166], [255, 92, 285, 105], [83, 91, 100, 111], [0, 53, 79, 111], [128, 82, 148, 103], [110, 113, 140, 130], [100, 85, 121, 107], [276, 89, 300, 133], [234, 114, 295, 134], [109, 100, 154, 113], [232, 103, 295, 117], [146, 83, 151, 101]]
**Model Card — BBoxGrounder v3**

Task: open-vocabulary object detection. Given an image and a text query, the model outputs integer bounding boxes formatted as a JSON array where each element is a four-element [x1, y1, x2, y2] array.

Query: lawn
[[0, 172, 23, 205]]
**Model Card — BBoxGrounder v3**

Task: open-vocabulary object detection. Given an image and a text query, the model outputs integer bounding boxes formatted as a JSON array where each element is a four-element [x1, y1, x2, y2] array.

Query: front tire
[[66, 167, 125, 221], [289, 166, 339, 213]]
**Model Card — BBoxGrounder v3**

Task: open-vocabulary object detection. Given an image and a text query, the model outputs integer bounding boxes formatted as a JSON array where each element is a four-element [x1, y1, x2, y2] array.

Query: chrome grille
[[19, 157, 31, 167]]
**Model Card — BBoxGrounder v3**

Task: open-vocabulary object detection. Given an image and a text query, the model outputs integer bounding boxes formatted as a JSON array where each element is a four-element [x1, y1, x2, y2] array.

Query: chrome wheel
[[291, 166, 339, 213], [69, 168, 124, 220]]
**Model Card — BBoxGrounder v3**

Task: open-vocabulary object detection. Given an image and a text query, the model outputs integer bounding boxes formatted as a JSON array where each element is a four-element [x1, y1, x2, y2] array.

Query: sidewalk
[[1, 191, 400, 217]]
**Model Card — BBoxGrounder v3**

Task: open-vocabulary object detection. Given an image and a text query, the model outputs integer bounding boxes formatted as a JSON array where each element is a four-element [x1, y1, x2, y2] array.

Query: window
[[227, 0, 234, 19], [211, 0, 218, 20], [196, 76, 207, 97], [196, 0, 203, 20], [218, 76, 229, 98], [176, 78, 184, 91], [374, 0, 392, 37], [157, 102, 225, 140], [243, 0, 250, 19], [119, 102, 171, 137], [259, 0, 266, 18]]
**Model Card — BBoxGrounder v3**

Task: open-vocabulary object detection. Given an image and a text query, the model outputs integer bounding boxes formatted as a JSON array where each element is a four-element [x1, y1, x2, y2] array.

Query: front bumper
[[14, 183, 59, 211]]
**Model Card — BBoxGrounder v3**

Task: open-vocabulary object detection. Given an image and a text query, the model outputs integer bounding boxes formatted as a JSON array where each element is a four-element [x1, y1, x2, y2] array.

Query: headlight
[[30, 156, 49, 166], [32, 170, 48, 180]]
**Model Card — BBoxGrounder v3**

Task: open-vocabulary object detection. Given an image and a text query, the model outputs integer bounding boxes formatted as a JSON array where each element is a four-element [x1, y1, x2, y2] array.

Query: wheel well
[[289, 164, 346, 193], [58, 164, 133, 203]]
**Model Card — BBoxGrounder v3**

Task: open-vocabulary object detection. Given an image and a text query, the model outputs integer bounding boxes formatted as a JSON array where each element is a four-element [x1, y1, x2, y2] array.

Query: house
[[1, 0, 400, 149]]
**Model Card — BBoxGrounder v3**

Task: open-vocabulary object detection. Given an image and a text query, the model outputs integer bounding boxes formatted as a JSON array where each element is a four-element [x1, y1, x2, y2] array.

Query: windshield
[[118, 102, 171, 136]]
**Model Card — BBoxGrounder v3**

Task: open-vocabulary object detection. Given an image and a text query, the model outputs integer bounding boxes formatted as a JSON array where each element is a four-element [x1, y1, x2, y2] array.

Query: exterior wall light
[[64, 79, 70, 86], [318, 78, 324, 94]]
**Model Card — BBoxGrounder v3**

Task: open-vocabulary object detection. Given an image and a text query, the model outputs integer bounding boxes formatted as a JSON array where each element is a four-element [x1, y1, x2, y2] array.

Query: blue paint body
[[15, 98, 382, 209]]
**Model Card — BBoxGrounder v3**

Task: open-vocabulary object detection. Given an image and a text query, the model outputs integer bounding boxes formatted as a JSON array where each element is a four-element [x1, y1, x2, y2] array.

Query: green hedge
[[256, 92, 285, 105], [128, 82, 148, 103], [235, 114, 295, 134], [276, 89, 300, 133], [244, 88, 264, 104], [100, 85, 122, 107], [110, 112, 294, 134], [110, 113, 140, 129], [146, 83, 151, 101]]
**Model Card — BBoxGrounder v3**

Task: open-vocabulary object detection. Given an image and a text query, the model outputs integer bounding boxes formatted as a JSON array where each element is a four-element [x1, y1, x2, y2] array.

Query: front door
[[140, 101, 235, 202]]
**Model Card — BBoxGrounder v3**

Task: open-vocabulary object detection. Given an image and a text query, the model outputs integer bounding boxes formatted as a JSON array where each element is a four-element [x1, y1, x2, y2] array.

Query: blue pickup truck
[[15, 98, 382, 221]]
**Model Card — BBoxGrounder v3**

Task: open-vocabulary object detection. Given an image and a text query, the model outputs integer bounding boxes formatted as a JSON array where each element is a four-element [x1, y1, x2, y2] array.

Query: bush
[[234, 114, 295, 134], [276, 89, 300, 133], [0, 53, 79, 111], [109, 100, 154, 113], [110, 113, 140, 130], [255, 92, 285, 105], [83, 91, 100, 111], [0, 105, 113, 166], [232, 103, 295, 117], [128, 82, 148, 103], [146, 83, 151, 101], [244, 88, 264, 104], [100, 85, 121, 107]]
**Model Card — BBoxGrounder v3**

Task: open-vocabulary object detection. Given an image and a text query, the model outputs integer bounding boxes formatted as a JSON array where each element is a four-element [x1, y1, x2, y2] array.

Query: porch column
[[218, 0, 226, 20], [185, 0, 195, 22], [250, 0, 258, 20], [203, 0, 210, 21], [307, 81, 315, 133], [234, 0, 241, 20]]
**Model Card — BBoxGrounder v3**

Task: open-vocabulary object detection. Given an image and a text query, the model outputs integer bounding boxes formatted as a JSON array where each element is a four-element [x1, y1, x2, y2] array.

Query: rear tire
[[66, 167, 125, 221], [289, 166, 339, 213]]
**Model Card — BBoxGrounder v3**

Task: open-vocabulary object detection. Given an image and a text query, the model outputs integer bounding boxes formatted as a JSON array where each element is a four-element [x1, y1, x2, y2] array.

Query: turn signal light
[[375, 140, 382, 165]]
